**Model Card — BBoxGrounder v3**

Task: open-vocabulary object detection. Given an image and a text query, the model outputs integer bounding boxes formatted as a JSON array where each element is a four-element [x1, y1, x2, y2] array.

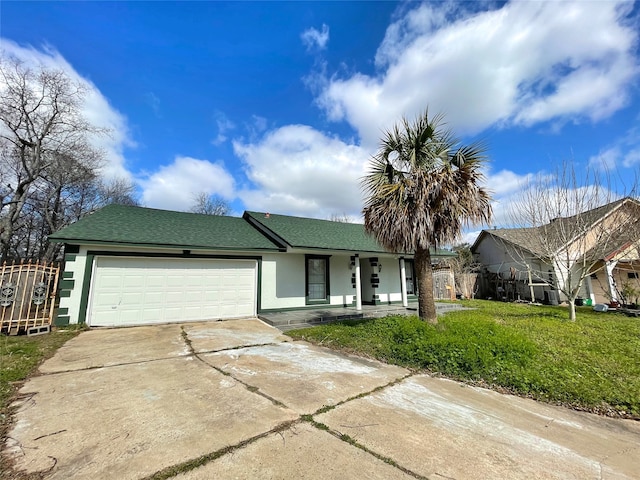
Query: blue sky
[[2, 1, 640, 242]]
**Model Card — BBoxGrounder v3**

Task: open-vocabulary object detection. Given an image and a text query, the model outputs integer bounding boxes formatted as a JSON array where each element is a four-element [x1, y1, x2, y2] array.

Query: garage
[[88, 256, 257, 327]]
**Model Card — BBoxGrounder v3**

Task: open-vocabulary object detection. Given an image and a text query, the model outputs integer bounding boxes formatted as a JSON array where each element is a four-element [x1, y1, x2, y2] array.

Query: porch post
[[606, 260, 618, 303], [354, 254, 362, 311], [585, 274, 596, 304], [400, 257, 408, 307]]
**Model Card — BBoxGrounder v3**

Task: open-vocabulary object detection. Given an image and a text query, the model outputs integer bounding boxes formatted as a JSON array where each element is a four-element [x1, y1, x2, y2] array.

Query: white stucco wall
[[60, 245, 411, 323], [260, 253, 306, 309], [259, 252, 407, 310]]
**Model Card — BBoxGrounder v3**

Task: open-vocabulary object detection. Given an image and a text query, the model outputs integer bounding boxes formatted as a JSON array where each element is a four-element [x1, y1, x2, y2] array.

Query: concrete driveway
[[4, 319, 640, 480]]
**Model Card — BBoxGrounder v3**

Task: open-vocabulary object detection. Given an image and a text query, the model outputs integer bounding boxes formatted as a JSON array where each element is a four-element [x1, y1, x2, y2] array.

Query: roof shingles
[[49, 205, 280, 251], [244, 211, 455, 257]]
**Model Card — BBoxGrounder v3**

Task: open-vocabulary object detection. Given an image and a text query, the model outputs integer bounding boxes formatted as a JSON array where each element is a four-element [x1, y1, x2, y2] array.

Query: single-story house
[[49, 205, 455, 327]]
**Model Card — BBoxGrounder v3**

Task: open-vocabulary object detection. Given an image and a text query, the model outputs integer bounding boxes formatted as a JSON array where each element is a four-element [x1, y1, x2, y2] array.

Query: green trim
[[52, 238, 281, 252], [57, 307, 69, 315], [78, 254, 95, 325], [62, 271, 74, 279], [65, 244, 80, 254], [59, 290, 72, 298], [256, 257, 262, 314], [54, 316, 70, 326], [64, 254, 76, 262], [85, 250, 264, 261], [60, 279, 75, 290]]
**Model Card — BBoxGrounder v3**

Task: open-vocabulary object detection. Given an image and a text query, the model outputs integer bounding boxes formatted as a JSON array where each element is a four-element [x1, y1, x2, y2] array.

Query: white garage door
[[88, 257, 257, 327]]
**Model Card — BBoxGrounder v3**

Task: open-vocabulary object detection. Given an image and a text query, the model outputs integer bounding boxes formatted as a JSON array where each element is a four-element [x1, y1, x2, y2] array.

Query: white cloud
[[589, 147, 620, 171], [484, 169, 536, 197], [315, 1, 639, 149], [301, 24, 330, 52], [139, 156, 235, 211], [623, 149, 640, 168], [233, 125, 368, 218], [1, 39, 135, 182], [212, 110, 236, 146], [144, 92, 161, 117], [481, 168, 544, 228]]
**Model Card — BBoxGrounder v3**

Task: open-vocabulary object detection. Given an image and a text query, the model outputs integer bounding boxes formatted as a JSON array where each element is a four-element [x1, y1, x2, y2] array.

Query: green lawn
[[288, 300, 640, 418]]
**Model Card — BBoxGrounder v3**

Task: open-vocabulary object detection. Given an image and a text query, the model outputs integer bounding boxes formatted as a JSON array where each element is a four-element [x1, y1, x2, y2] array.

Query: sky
[[1, 1, 640, 243]]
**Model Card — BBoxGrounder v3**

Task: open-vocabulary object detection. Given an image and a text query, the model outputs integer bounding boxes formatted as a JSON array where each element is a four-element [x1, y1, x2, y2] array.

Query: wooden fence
[[433, 267, 456, 300], [0, 260, 60, 335]]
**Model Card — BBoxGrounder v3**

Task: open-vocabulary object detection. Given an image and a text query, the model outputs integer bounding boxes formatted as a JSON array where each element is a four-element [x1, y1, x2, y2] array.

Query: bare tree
[[189, 192, 230, 216], [97, 177, 139, 207], [506, 162, 640, 321], [329, 212, 355, 223], [0, 54, 107, 261], [445, 243, 480, 299]]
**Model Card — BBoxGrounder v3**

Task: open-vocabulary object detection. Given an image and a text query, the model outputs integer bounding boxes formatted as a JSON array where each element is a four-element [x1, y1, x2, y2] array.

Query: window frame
[[305, 255, 331, 305]]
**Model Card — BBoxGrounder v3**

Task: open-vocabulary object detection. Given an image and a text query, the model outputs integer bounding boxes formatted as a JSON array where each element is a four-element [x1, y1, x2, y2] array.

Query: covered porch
[[259, 301, 466, 331]]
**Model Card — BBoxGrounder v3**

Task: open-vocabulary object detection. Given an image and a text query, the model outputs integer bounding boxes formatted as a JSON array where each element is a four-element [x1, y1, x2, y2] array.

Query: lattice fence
[[0, 260, 60, 335]]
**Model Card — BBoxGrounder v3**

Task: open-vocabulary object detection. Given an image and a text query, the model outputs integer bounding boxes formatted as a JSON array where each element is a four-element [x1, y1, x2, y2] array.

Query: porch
[[259, 301, 466, 331]]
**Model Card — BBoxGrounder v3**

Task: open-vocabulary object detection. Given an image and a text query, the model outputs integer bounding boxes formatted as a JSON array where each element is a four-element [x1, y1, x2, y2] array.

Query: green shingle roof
[[49, 205, 280, 251], [244, 211, 455, 257]]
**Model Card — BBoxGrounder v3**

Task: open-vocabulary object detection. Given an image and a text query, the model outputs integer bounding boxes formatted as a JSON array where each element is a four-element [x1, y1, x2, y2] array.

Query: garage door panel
[[142, 313, 162, 324], [145, 275, 166, 288], [89, 257, 257, 326]]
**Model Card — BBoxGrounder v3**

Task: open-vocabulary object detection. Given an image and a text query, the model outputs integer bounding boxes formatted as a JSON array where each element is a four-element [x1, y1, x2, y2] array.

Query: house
[[471, 197, 640, 304], [49, 204, 455, 327]]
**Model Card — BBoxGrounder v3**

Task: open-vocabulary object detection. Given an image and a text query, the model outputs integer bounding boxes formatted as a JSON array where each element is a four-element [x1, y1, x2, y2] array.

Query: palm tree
[[362, 110, 492, 323]]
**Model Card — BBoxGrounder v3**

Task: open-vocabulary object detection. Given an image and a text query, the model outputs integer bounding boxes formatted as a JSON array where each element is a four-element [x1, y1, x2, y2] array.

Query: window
[[628, 272, 639, 279], [306, 255, 330, 304], [405, 260, 416, 295]]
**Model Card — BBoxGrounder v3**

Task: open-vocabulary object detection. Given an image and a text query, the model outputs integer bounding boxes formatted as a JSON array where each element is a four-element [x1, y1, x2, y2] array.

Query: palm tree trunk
[[415, 246, 437, 323]]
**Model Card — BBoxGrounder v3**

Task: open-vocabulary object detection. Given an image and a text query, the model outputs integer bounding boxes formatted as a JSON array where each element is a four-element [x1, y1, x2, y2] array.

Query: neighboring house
[[49, 205, 455, 327], [471, 198, 640, 304]]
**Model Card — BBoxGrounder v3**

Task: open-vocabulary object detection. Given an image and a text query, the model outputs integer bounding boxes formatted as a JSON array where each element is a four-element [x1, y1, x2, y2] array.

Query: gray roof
[[473, 197, 640, 258]]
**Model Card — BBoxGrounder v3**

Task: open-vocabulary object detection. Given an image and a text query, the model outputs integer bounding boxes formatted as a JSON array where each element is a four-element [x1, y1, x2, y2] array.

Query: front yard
[[288, 300, 640, 419]]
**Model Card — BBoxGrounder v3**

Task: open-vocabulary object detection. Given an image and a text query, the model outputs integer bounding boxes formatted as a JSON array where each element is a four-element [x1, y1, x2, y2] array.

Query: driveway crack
[[182, 327, 290, 409], [301, 416, 429, 480], [140, 419, 301, 480]]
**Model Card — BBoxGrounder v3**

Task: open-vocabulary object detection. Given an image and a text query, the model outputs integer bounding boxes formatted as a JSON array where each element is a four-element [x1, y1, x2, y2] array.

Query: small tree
[[190, 192, 230, 216], [362, 110, 492, 323], [507, 162, 640, 321]]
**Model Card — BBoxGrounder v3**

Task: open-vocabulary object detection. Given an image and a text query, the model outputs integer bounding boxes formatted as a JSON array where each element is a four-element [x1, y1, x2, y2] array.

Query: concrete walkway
[[260, 301, 466, 331], [3, 319, 640, 479]]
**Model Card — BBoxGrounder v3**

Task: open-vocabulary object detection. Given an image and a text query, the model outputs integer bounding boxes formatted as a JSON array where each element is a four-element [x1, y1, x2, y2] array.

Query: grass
[[287, 300, 640, 419], [1, 327, 83, 437]]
